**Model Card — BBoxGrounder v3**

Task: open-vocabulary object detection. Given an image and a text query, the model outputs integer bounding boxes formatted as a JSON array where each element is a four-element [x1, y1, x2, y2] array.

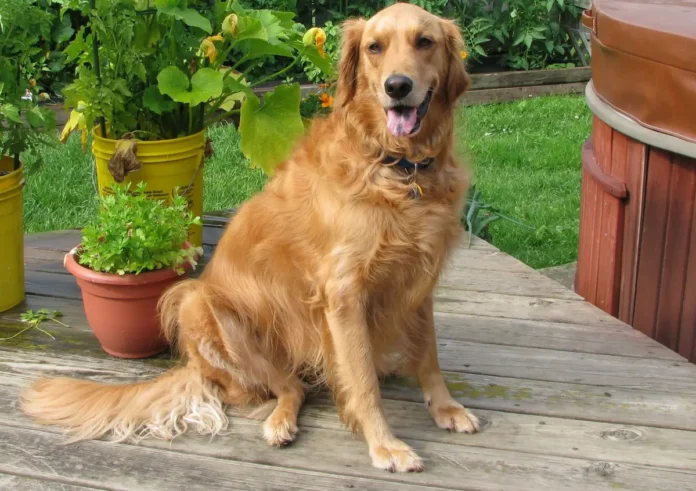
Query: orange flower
[[460, 50, 468, 60], [319, 92, 333, 108], [199, 34, 225, 63], [303, 27, 327, 58]]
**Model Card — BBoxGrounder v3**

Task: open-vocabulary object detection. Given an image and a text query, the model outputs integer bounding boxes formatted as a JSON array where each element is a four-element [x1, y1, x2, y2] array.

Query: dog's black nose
[[384, 75, 413, 99]]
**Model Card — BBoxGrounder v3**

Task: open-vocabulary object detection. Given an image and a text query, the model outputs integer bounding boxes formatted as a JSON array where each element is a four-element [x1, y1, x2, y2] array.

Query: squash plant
[[59, 0, 333, 174]]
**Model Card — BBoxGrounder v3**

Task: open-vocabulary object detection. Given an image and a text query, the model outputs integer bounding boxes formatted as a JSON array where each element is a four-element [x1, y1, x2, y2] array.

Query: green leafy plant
[[450, 0, 584, 71], [58, 0, 333, 175], [77, 181, 204, 275], [0, 0, 59, 168], [463, 184, 533, 247], [0, 309, 69, 342]]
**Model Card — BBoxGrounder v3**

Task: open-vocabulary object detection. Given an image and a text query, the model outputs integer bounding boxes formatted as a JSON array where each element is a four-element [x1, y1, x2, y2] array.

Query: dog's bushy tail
[[20, 365, 228, 444], [21, 279, 230, 444]]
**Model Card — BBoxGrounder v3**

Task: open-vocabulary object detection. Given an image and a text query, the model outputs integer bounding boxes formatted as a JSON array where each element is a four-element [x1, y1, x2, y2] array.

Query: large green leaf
[[235, 16, 266, 41], [237, 38, 294, 61], [247, 10, 286, 44], [239, 83, 304, 176], [156, 1, 212, 34], [219, 70, 252, 112], [51, 14, 75, 43], [157, 66, 190, 100], [143, 86, 176, 114], [271, 11, 296, 30], [188, 68, 224, 106], [157, 67, 223, 106], [25, 106, 46, 128], [301, 45, 335, 77], [0, 104, 22, 124]]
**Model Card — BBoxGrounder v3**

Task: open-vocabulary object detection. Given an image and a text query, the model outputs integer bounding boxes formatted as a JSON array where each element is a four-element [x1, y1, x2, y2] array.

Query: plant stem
[[90, 0, 108, 138], [13, 62, 20, 171], [249, 56, 301, 88], [205, 108, 241, 127], [0, 326, 32, 341], [50, 318, 71, 329]]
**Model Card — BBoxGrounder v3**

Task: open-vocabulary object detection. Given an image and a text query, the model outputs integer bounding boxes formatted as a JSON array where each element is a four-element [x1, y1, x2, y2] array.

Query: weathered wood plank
[[448, 247, 529, 272], [24, 230, 81, 252], [0, 474, 97, 491], [434, 312, 683, 360], [0, 426, 439, 491], [23, 271, 609, 326], [24, 270, 81, 300], [1, 397, 695, 491], [1, 294, 680, 374], [468, 67, 592, 90], [2, 349, 696, 431], [463, 82, 588, 106], [434, 290, 630, 326], [435, 339, 694, 393], [294, 397, 696, 471], [25, 246, 568, 301], [3, 368, 696, 475], [382, 371, 696, 432], [438, 267, 583, 301]]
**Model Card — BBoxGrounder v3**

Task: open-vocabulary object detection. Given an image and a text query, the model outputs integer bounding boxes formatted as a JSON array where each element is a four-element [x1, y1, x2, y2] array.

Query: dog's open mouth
[[385, 89, 433, 137]]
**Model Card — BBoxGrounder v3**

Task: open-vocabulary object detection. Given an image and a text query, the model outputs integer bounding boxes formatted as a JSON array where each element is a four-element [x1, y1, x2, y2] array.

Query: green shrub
[[78, 182, 204, 275], [0, 0, 59, 164]]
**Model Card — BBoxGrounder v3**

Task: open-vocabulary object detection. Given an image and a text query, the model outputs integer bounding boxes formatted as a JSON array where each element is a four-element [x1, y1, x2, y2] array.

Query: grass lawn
[[21, 94, 591, 269]]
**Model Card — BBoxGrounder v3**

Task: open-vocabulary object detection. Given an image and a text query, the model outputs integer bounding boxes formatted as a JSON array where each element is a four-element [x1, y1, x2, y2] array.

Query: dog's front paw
[[430, 400, 480, 433], [263, 411, 298, 447], [369, 439, 424, 473]]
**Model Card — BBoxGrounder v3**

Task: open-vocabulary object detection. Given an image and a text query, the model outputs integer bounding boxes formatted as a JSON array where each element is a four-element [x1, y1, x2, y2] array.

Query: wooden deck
[[2, 223, 696, 490]]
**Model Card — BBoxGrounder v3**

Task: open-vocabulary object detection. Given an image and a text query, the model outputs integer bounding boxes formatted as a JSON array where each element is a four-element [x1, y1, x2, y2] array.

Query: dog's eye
[[417, 37, 433, 49], [368, 42, 382, 54]]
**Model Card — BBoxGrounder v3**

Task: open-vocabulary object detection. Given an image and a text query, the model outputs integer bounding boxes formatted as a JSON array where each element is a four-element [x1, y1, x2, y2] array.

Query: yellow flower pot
[[0, 156, 25, 312], [92, 129, 206, 247]]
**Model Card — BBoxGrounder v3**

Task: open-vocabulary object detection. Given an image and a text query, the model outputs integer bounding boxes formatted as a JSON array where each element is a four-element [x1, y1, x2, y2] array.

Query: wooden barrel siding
[[576, 118, 696, 362]]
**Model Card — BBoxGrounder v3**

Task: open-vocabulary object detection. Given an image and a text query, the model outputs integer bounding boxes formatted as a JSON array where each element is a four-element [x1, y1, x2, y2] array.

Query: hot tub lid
[[586, 0, 696, 143]]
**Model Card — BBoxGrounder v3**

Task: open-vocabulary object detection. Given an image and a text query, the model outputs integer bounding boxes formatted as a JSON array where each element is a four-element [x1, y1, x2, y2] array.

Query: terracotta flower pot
[[64, 247, 195, 359]]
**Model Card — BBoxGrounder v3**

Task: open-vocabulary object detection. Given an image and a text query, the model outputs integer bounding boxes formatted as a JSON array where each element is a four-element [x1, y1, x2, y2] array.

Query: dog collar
[[381, 155, 433, 173], [381, 155, 431, 199]]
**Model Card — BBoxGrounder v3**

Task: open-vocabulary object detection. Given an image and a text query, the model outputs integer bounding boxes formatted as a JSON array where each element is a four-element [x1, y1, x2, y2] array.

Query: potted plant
[[59, 0, 333, 247], [64, 181, 203, 358], [0, 0, 59, 312]]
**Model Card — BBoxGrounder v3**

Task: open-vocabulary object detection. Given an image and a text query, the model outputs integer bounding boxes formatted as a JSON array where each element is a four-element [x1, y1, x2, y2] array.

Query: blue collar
[[382, 155, 433, 173]]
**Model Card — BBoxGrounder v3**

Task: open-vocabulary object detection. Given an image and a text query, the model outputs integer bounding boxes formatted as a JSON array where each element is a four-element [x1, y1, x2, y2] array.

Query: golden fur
[[21, 3, 479, 473]]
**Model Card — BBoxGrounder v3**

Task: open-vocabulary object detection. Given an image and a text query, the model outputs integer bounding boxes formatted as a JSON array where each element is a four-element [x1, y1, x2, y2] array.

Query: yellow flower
[[460, 50, 468, 59], [319, 92, 333, 108], [29, 78, 37, 88], [199, 35, 224, 63], [303, 27, 327, 58], [222, 14, 238, 36]]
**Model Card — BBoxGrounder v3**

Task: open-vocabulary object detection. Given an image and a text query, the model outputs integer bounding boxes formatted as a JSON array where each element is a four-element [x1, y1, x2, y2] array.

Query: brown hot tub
[[576, 0, 696, 362]]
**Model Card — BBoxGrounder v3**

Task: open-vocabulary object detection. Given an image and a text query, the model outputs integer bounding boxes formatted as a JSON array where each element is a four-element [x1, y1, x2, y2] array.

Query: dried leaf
[[107, 137, 141, 183]]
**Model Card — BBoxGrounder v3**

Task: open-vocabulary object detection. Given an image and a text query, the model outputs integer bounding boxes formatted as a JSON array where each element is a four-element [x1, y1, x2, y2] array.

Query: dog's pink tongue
[[387, 108, 417, 137]]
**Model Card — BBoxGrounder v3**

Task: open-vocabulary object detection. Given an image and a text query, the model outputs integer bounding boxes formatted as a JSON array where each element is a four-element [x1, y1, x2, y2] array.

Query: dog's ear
[[335, 18, 366, 109], [442, 19, 470, 105]]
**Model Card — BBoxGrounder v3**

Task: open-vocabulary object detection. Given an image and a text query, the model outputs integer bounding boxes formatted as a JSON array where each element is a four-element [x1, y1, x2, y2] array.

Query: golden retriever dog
[[21, 3, 479, 473]]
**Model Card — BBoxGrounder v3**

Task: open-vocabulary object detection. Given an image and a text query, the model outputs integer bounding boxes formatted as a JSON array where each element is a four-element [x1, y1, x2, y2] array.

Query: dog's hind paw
[[369, 440, 424, 473]]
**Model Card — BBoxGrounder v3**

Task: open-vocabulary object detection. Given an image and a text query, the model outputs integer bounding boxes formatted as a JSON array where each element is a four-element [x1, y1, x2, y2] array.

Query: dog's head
[[335, 3, 469, 142]]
